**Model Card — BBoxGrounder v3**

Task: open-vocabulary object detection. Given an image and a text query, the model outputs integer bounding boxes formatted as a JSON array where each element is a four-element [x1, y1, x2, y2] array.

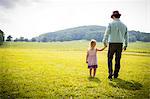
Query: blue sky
[[0, 0, 150, 39]]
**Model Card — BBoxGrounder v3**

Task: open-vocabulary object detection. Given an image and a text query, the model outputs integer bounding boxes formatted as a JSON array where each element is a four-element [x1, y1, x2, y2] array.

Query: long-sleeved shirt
[[103, 19, 128, 47]]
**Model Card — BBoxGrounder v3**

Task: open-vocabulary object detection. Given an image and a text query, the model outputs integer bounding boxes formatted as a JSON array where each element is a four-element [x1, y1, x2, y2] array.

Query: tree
[[142, 36, 150, 42], [24, 38, 29, 42], [0, 29, 5, 45], [41, 37, 48, 42], [6, 35, 12, 42], [19, 37, 24, 41], [31, 38, 36, 42], [14, 38, 19, 42]]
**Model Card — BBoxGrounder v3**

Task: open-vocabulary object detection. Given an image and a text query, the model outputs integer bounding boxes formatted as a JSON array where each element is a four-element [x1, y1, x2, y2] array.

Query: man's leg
[[108, 44, 115, 79], [114, 44, 122, 78]]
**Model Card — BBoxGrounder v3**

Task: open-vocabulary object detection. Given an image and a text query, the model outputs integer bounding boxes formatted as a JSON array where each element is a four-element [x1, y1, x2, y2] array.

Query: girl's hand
[[86, 61, 88, 63]]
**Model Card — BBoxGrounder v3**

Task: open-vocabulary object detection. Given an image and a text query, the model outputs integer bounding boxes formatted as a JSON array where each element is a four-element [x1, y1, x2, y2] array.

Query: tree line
[[0, 26, 150, 45], [4, 36, 37, 42]]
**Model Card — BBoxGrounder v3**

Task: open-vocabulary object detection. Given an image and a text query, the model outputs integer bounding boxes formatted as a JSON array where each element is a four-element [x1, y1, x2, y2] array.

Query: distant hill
[[34, 25, 150, 42]]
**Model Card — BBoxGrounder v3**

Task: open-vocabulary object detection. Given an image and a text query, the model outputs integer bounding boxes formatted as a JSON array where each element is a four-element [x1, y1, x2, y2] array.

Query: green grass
[[0, 41, 150, 98]]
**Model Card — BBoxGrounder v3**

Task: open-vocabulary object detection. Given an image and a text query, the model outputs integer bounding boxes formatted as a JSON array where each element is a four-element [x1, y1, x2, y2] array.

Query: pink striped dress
[[87, 48, 98, 68]]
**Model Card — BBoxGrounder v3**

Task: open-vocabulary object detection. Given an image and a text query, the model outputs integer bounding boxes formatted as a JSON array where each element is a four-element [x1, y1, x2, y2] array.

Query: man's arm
[[103, 23, 111, 47], [123, 27, 128, 51]]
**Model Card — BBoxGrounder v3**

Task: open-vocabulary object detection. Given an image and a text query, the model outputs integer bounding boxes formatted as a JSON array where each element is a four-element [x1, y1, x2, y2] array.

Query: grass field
[[0, 41, 150, 98]]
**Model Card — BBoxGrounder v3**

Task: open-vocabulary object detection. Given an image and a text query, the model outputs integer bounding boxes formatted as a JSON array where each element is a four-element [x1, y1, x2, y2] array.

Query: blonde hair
[[89, 39, 97, 49]]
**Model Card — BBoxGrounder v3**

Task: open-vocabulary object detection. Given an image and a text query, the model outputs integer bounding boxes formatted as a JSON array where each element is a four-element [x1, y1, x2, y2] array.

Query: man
[[103, 11, 128, 80]]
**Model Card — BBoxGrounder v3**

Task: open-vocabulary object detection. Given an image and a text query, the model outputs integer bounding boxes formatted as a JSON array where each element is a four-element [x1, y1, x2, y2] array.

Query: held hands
[[104, 42, 107, 47], [104, 45, 107, 49], [102, 42, 107, 51]]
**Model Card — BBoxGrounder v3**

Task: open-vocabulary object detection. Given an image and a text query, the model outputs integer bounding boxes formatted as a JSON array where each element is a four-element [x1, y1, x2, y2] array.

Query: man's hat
[[111, 10, 121, 18]]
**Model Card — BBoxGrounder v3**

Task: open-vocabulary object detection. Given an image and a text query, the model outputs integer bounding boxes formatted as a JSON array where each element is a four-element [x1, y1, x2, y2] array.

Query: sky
[[0, 0, 150, 39]]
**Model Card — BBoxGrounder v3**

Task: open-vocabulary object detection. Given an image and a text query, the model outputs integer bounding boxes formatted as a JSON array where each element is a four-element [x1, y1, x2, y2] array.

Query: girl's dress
[[87, 48, 98, 69]]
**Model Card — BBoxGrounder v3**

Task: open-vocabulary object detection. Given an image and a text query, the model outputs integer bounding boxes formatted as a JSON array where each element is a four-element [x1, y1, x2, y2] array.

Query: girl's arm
[[86, 51, 89, 63], [96, 46, 107, 51]]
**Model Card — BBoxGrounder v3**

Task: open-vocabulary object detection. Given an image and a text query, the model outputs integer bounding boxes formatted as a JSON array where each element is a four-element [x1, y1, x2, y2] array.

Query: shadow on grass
[[109, 78, 143, 90], [88, 77, 101, 83]]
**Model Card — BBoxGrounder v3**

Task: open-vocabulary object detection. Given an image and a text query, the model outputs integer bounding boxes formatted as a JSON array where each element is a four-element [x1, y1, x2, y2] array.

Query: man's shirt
[[103, 19, 128, 47]]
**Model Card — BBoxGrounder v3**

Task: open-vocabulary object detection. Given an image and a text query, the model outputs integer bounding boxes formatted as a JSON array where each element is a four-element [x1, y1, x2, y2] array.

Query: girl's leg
[[93, 68, 97, 77], [90, 69, 92, 77]]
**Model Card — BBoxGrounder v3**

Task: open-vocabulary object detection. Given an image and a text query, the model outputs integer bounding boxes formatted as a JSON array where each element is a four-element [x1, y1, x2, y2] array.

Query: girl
[[86, 39, 107, 77]]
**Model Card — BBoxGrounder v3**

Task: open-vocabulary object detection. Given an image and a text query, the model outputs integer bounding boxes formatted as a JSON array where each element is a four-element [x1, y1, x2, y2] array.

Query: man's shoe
[[108, 75, 112, 81], [114, 74, 118, 78]]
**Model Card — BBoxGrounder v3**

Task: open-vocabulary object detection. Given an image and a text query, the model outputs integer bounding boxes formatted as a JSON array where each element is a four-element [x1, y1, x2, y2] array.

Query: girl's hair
[[89, 39, 96, 49]]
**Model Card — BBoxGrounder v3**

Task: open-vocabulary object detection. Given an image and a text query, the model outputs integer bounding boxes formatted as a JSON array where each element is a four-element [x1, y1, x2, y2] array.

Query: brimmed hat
[[111, 10, 121, 18]]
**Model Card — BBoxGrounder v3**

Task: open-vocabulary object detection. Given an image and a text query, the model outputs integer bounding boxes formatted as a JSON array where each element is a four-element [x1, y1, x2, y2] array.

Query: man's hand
[[104, 42, 107, 47], [123, 46, 127, 51]]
